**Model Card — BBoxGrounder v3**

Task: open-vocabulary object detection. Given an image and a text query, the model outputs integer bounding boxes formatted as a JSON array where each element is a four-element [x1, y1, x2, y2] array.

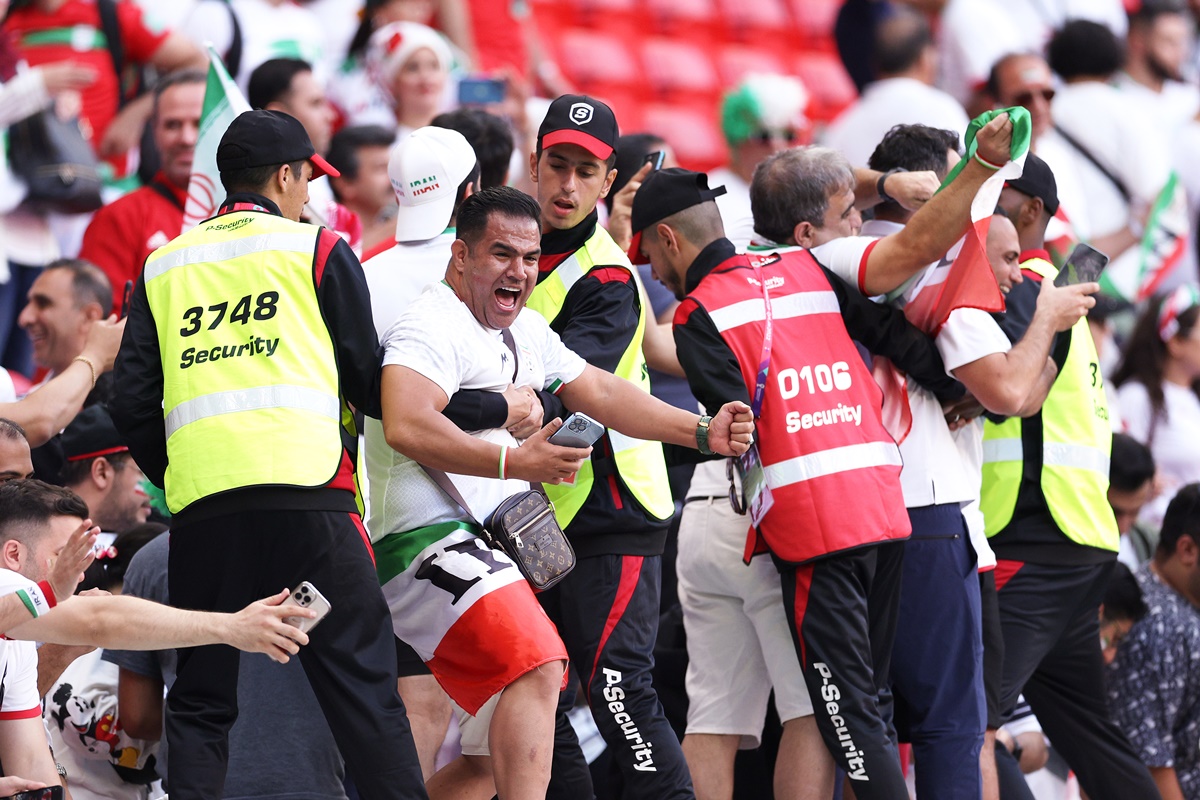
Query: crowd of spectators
[[0, 0, 1198, 799]]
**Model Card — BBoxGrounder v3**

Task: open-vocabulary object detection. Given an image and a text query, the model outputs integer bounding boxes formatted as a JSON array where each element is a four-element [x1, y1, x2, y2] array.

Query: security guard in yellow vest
[[522, 95, 692, 799], [983, 153, 1158, 800], [112, 110, 428, 800]]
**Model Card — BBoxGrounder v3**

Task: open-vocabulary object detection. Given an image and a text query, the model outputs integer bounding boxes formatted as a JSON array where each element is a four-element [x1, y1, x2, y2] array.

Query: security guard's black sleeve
[[443, 389, 559, 432], [111, 272, 168, 488], [822, 266, 965, 403], [539, 270, 643, 422], [315, 231, 384, 419]]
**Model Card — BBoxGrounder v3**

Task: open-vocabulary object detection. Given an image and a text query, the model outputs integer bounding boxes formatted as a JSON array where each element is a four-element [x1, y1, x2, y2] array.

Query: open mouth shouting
[[494, 284, 523, 313]]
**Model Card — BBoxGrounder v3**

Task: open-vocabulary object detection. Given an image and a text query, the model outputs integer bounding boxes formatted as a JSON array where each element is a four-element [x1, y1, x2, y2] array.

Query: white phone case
[[281, 581, 332, 634]]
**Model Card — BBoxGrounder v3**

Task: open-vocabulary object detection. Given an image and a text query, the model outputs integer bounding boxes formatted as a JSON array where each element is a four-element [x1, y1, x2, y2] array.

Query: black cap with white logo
[[537, 94, 620, 160]]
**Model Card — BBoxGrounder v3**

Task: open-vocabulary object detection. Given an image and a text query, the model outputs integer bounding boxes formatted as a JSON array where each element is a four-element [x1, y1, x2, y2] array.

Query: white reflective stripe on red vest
[[707, 290, 840, 333], [143, 232, 318, 281], [765, 441, 903, 488], [165, 384, 341, 439]]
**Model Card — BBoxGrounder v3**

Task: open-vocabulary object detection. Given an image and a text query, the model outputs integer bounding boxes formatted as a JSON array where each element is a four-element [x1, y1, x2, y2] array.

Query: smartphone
[[642, 151, 666, 172], [6, 788, 64, 800], [281, 581, 332, 634], [1054, 243, 1109, 287], [548, 412, 605, 448], [120, 279, 133, 318], [458, 77, 506, 106]]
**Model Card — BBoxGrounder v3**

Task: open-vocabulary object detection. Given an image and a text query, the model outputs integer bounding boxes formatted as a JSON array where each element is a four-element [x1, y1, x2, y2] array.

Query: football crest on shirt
[[569, 102, 594, 126]]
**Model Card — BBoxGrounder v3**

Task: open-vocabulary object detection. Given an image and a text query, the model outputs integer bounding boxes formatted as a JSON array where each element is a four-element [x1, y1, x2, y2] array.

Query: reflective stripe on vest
[[144, 211, 344, 514], [165, 384, 341, 439], [708, 290, 840, 332], [979, 257, 1117, 549], [527, 226, 673, 527], [766, 441, 903, 488]]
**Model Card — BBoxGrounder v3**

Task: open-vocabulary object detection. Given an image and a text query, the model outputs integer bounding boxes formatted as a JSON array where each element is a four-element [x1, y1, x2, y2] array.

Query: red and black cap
[[627, 168, 727, 264], [217, 109, 340, 180], [1005, 152, 1058, 216], [537, 94, 620, 160], [61, 406, 128, 463]]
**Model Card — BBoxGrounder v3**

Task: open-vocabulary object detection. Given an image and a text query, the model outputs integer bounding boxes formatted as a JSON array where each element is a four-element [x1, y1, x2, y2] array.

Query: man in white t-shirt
[[0, 479, 319, 793], [375, 187, 753, 800], [823, 7, 969, 170], [362, 125, 479, 779]]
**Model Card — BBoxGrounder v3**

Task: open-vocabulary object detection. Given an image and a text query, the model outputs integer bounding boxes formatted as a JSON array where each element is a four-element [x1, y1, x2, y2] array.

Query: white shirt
[[372, 283, 586, 541], [822, 78, 970, 169], [1117, 380, 1200, 527], [709, 167, 756, 251], [0, 568, 44, 719], [183, 0, 326, 92], [362, 231, 455, 537]]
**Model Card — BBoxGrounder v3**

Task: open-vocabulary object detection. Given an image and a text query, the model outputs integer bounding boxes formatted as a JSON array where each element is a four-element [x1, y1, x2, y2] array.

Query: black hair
[[1159, 482, 1200, 559], [1109, 433, 1156, 493], [0, 419, 27, 444], [1112, 295, 1200, 443], [432, 108, 515, 190], [152, 69, 207, 119], [220, 160, 306, 194], [326, 124, 395, 192], [873, 6, 933, 76], [58, 450, 132, 491], [455, 161, 483, 211], [45, 258, 112, 313], [456, 186, 541, 248], [248, 58, 313, 111], [1102, 561, 1148, 623], [605, 133, 668, 214], [868, 124, 960, 176], [1129, 0, 1188, 28], [77, 522, 166, 593], [1047, 20, 1123, 81], [0, 480, 89, 546]]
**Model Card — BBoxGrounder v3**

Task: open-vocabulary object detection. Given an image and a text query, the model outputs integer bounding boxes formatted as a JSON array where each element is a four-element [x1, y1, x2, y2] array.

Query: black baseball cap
[[1005, 152, 1058, 216], [627, 168, 727, 264], [537, 94, 619, 160], [61, 406, 128, 463], [216, 109, 340, 179]]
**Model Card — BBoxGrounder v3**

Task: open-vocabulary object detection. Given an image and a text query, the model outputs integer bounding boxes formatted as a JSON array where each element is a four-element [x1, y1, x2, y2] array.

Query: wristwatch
[[877, 167, 907, 204], [696, 415, 714, 455]]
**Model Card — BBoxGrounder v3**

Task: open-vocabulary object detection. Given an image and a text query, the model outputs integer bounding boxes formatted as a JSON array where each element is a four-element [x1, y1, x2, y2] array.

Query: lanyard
[[751, 265, 773, 420]]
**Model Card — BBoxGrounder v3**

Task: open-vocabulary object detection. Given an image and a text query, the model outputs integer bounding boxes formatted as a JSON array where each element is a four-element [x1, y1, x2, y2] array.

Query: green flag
[[183, 47, 251, 231]]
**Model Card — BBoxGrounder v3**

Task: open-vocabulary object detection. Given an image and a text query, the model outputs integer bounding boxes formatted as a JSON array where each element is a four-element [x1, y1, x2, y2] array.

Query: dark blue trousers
[[890, 503, 986, 800]]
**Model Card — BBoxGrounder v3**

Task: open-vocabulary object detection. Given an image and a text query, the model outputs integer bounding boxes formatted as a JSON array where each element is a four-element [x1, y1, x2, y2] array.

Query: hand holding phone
[[1054, 243, 1109, 287], [547, 412, 605, 448], [641, 151, 666, 172], [281, 582, 332, 634], [458, 76, 506, 106]]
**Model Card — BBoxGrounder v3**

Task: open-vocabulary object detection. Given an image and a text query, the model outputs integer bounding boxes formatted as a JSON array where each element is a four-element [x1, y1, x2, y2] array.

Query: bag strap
[[500, 327, 518, 381], [148, 177, 185, 211], [420, 464, 484, 528], [1052, 124, 1132, 203], [96, 0, 125, 106]]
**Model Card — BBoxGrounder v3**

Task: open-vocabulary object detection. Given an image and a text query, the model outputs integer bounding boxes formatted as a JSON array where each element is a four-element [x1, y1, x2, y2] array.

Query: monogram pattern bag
[[482, 489, 576, 590]]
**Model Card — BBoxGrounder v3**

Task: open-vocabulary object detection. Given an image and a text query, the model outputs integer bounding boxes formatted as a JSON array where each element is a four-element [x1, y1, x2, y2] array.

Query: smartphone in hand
[[281, 582, 332, 634], [1054, 243, 1109, 288], [548, 412, 605, 448], [642, 151, 666, 172]]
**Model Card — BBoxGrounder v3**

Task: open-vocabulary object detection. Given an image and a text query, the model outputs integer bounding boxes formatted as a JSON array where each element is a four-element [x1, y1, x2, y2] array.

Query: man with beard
[[79, 70, 206, 312]]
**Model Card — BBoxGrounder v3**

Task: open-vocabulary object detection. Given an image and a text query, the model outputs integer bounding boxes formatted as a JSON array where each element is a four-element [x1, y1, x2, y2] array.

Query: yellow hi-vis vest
[[979, 257, 1118, 551], [143, 211, 345, 514], [526, 225, 673, 528]]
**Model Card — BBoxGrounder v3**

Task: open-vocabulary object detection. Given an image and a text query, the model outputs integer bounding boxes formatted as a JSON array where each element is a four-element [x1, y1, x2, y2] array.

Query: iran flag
[[875, 108, 1032, 443], [183, 47, 251, 231]]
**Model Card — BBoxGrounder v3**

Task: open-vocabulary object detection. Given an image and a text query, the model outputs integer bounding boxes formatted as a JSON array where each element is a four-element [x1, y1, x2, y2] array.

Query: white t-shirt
[[372, 283, 587, 541], [1117, 380, 1200, 527], [0, 568, 44, 720], [183, 0, 326, 91], [362, 232, 456, 535], [822, 78, 970, 169], [710, 167, 756, 252]]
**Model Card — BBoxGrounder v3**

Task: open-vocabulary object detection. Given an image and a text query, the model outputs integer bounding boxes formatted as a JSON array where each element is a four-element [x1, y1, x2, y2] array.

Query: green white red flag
[[183, 46, 250, 231]]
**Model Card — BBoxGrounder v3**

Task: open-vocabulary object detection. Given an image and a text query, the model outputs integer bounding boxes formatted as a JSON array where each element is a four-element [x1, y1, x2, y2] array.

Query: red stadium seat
[[717, 46, 788, 87], [646, 0, 718, 42], [790, 0, 841, 47], [794, 52, 857, 122], [556, 29, 641, 96], [642, 105, 727, 172], [641, 38, 719, 101], [716, 0, 792, 41]]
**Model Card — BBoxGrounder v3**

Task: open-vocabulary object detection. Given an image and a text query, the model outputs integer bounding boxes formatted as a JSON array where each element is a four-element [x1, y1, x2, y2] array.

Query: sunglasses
[[727, 458, 747, 516], [1011, 87, 1055, 106], [753, 128, 799, 145]]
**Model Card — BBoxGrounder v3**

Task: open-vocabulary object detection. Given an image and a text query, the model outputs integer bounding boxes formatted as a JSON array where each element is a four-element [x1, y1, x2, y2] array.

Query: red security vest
[[683, 250, 911, 564]]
